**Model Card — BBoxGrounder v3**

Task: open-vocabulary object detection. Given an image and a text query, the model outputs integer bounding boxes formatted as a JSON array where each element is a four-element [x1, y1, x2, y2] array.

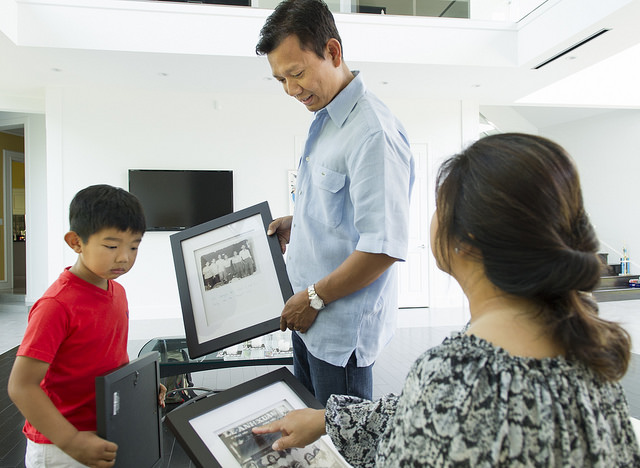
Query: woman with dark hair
[[254, 133, 640, 466]]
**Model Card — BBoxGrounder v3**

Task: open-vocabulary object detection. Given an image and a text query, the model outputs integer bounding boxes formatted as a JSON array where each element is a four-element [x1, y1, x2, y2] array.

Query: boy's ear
[[64, 231, 83, 253]]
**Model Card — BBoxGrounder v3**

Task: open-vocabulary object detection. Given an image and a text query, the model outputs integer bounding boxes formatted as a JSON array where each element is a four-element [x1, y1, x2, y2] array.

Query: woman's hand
[[252, 409, 326, 451]]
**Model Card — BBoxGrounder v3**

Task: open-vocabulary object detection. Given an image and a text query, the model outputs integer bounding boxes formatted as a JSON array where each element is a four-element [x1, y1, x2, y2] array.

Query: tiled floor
[[1, 290, 639, 467]]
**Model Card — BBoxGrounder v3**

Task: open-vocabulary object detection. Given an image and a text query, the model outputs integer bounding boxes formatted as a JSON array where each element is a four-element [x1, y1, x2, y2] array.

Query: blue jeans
[[292, 331, 373, 406]]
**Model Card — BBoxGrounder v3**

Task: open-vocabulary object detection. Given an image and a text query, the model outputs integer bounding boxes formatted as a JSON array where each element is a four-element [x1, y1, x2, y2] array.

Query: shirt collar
[[319, 70, 365, 128]]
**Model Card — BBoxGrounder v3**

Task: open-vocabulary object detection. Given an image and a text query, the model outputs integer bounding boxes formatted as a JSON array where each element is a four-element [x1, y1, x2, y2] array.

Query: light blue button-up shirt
[[287, 72, 415, 367]]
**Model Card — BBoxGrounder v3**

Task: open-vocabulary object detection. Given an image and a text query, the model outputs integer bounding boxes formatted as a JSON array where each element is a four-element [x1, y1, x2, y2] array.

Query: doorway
[[397, 143, 430, 307], [2, 148, 26, 293]]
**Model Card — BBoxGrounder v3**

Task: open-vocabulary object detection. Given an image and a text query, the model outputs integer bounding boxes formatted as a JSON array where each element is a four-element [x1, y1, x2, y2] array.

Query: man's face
[[267, 35, 340, 112]]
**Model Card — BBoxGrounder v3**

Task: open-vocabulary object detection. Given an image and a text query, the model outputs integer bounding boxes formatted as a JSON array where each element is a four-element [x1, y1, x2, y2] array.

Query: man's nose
[[285, 79, 300, 97]]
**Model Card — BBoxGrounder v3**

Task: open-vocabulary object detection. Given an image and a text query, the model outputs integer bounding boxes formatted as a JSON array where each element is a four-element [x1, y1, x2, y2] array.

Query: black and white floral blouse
[[325, 333, 640, 467]]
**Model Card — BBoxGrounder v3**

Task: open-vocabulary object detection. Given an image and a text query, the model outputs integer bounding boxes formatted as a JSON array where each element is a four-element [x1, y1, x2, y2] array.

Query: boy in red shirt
[[8, 184, 164, 467]]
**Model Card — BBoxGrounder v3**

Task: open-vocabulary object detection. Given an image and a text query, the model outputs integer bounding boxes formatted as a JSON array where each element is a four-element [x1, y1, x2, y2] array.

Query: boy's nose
[[116, 251, 130, 263]]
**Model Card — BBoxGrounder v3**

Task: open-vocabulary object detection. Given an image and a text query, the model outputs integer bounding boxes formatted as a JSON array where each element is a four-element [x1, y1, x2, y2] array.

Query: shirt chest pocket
[[306, 165, 347, 228]]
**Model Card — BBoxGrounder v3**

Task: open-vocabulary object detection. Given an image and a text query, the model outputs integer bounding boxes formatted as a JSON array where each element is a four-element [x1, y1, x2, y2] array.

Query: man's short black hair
[[69, 184, 146, 241], [256, 0, 343, 59]]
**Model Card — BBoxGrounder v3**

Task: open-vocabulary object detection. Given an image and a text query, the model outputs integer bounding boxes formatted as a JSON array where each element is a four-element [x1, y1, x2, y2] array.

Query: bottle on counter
[[620, 246, 630, 275]]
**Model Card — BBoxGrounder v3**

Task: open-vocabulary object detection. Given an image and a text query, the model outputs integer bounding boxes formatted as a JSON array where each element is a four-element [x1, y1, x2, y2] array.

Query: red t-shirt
[[17, 268, 130, 444]]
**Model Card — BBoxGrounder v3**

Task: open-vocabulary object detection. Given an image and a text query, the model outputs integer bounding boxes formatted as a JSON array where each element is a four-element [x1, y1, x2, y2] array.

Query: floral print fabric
[[325, 333, 640, 467]]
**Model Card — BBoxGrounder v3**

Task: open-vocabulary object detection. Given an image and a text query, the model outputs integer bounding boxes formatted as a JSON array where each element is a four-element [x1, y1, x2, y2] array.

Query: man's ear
[[325, 38, 342, 66], [64, 231, 83, 253]]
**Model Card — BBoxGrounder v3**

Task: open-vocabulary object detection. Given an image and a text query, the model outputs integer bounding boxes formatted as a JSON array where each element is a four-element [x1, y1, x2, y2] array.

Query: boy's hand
[[158, 383, 167, 408], [60, 431, 117, 467]]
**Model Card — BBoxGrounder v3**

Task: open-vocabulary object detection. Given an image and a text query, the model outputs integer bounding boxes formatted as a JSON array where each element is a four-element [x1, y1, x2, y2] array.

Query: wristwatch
[[307, 284, 325, 311]]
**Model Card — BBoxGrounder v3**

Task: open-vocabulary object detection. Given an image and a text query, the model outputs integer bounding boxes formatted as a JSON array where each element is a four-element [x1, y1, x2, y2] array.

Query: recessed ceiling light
[[51, 68, 62, 72], [159, 72, 169, 77]]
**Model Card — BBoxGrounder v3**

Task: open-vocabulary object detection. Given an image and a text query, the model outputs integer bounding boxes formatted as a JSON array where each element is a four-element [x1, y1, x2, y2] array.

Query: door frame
[[2, 149, 25, 290]]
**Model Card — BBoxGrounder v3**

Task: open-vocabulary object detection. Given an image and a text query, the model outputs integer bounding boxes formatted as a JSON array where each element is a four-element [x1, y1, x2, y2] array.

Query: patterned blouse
[[325, 333, 640, 467]]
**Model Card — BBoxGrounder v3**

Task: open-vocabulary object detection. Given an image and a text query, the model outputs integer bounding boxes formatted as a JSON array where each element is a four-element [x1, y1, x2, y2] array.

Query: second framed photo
[[170, 201, 293, 359], [165, 367, 350, 468]]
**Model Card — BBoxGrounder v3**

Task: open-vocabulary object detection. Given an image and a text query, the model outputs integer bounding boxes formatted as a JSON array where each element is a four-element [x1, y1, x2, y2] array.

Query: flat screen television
[[129, 170, 233, 231]]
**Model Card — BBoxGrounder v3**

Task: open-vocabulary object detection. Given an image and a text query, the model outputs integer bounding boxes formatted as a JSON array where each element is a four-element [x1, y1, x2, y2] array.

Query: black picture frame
[[170, 201, 293, 359], [165, 367, 350, 468], [95, 352, 163, 468]]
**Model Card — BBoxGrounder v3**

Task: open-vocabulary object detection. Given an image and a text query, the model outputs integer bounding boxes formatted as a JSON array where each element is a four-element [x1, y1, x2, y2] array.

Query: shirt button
[[305, 156, 310, 161]]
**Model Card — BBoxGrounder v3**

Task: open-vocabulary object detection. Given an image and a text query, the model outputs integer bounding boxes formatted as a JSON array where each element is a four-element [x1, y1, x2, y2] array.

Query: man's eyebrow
[[273, 64, 303, 79]]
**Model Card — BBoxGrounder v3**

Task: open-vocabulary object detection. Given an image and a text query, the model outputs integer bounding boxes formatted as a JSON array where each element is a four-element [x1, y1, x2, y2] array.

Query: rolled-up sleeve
[[349, 128, 414, 262]]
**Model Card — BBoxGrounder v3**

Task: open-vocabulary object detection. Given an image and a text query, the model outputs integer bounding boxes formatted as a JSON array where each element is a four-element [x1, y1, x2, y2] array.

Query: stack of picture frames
[[169, 202, 349, 466], [165, 367, 351, 468]]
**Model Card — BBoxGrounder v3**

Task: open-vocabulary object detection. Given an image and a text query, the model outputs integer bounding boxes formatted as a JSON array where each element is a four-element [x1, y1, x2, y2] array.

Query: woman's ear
[[64, 231, 83, 253]]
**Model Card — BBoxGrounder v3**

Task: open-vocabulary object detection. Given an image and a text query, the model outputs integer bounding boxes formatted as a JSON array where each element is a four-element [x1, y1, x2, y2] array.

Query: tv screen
[[129, 170, 233, 231]]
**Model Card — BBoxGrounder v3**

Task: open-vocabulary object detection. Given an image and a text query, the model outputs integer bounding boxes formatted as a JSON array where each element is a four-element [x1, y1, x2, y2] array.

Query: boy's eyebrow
[[102, 236, 142, 243]]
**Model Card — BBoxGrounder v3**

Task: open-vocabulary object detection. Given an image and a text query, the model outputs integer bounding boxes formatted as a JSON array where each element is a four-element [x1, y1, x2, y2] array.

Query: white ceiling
[[1, 0, 640, 130]]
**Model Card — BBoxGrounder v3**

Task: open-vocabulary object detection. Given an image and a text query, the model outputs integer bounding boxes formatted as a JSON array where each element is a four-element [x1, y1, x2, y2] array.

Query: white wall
[[539, 110, 640, 273], [480, 106, 640, 275], [36, 84, 470, 334]]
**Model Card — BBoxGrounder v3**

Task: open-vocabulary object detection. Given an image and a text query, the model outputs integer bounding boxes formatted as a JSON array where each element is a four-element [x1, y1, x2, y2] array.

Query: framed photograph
[[95, 352, 162, 468], [165, 367, 350, 468], [170, 201, 293, 358]]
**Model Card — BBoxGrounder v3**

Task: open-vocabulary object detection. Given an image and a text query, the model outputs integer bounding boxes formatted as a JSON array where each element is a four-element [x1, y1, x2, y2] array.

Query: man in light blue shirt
[[257, 0, 414, 405]]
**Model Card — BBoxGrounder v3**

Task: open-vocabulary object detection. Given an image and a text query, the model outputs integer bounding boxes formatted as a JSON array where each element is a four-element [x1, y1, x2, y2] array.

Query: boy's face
[[67, 227, 143, 288]]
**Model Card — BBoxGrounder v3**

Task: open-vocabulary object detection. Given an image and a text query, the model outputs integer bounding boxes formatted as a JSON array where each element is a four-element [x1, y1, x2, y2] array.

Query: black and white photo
[[170, 202, 293, 358]]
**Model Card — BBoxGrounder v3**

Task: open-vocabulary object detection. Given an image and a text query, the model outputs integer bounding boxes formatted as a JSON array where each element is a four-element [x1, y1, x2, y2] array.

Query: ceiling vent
[[533, 28, 611, 70]]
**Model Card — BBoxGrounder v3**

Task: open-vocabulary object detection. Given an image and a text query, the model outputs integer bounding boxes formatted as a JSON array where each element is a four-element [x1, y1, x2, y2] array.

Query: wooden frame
[[165, 367, 349, 468], [170, 201, 293, 358], [95, 352, 163, 468]]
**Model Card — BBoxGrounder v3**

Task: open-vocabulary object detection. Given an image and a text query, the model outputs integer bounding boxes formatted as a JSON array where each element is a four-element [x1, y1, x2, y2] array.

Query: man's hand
[[267, 216, 292, 254], [280, 289, 318, 333], [252, 409, 326, 451], [60, 431, 118, 468]]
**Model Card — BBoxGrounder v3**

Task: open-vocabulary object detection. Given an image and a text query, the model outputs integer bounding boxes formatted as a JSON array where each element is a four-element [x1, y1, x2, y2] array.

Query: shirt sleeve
[[347, 129, 413, 261], [325, 393, 399, 467], [17, 298, 68, 364]]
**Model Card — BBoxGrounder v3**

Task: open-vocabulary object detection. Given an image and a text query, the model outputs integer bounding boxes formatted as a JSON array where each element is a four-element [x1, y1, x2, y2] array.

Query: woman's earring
[[454, 247, 460, 254]]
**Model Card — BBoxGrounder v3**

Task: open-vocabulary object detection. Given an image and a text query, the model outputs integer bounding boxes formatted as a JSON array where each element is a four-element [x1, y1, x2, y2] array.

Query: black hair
[[69, 184, 146, 242], [434, 133, 631, 381], [256, 0, 343, 59]]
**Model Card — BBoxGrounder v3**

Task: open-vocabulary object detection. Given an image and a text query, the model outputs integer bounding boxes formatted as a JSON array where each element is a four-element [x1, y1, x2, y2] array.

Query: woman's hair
[[255, 0, 343, 59], [434, 133, 630, 381], [70, 184, 146, 241]]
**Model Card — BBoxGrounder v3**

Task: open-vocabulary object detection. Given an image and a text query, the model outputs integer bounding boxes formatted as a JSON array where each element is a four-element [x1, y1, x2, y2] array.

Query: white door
[[398, 143, 430, 308]]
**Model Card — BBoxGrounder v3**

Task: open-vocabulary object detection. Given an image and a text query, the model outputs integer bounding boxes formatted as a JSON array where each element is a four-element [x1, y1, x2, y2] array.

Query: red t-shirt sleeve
[[18, 298, 69, 364]]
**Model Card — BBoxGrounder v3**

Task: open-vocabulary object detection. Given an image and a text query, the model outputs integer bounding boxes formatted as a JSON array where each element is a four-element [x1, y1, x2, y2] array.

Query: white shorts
[[25, 439, 90, 468]]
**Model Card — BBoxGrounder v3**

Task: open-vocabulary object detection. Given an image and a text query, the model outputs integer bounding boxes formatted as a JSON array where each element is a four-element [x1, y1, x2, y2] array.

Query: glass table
[[138, 332, 293, 378]]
